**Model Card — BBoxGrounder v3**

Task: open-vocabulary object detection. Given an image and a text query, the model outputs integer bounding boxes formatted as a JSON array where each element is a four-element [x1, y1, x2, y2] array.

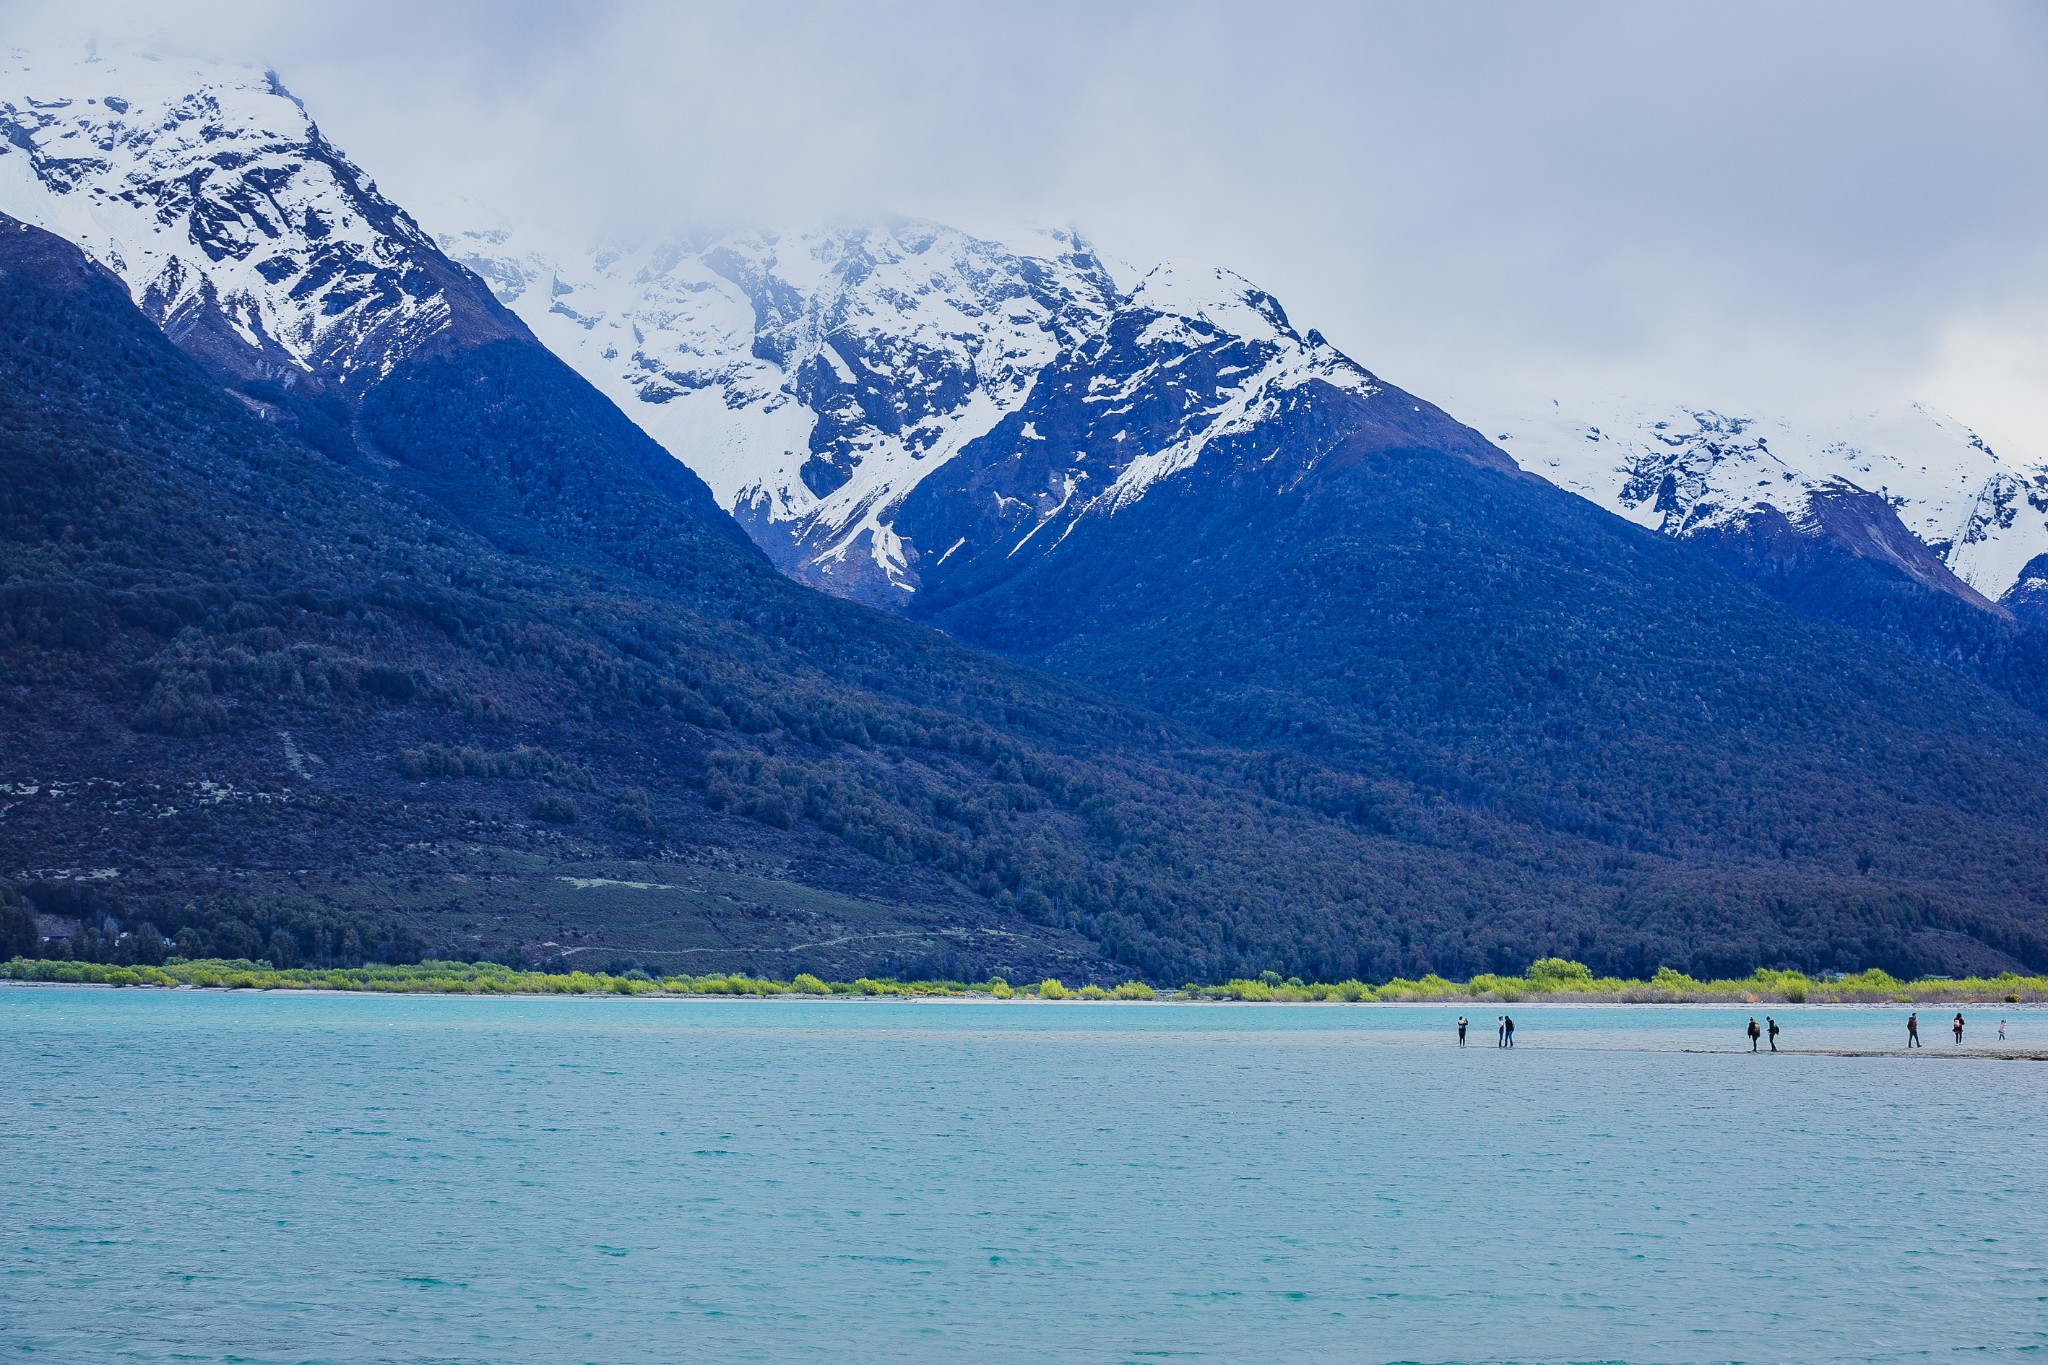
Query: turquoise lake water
[[3, 991, 2044, 1363]]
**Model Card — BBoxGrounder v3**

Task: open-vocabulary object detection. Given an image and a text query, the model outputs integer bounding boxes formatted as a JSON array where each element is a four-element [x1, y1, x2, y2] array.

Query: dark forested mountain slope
[[0, 214, 1169, 980], [0, 213, 1793, 984], [1483, 402, 2048, 719], [916, 419, 2048, 979], [1683, 505, 2048, 718], [2008, 555, 2048, 630]]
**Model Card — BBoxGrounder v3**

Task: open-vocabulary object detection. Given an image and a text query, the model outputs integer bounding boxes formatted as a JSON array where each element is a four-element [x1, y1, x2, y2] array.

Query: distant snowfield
[[1467, 395, 2048, 598]]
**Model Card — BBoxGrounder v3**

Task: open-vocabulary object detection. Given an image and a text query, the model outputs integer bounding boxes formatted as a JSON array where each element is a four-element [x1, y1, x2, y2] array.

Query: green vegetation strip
[[2, 956, 2044, 1004]]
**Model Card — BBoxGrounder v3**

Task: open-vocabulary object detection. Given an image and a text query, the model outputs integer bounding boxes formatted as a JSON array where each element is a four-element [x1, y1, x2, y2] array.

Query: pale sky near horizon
[[8, 0, 2048, 457]]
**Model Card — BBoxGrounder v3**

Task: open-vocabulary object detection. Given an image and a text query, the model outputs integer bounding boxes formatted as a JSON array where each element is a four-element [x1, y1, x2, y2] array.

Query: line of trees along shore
[[2, 955, 2042, 1005]]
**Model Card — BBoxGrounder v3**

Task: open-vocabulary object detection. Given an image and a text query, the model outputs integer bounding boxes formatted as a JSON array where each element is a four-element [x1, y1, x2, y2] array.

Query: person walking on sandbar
[[1748, 1017, 1761, 1052], [1907, 1012, 1921, 1047], [1458, 1016, 1468, 1047], [1953, 1012, 1965, 1045], [1497, 1015, 1507, 1048], [1504, 1015, 1516, 1048], [1766, 1016, 1779, 1052]]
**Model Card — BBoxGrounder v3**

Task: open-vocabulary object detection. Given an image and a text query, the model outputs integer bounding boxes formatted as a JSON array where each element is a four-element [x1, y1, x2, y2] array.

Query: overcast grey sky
[[12, 0, 2048, 454]]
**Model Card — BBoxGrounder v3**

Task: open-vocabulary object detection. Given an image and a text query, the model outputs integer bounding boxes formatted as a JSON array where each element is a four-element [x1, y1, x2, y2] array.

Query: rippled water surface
[[4, 990, 2045, 1363]]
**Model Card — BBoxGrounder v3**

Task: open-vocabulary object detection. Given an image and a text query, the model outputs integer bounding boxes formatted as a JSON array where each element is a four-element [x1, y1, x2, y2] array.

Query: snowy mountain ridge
[[9, 43, 2045, 627], [0, 45, 1399, 607], [0, 46, 516, 393], [443, 222, 1381, 602], [1479, 397, 2048, 602]]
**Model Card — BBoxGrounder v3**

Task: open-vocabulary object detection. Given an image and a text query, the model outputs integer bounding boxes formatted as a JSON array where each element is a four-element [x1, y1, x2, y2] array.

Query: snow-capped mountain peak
[[0, 45, 516, 392], [1, 45, 1414, 609], [439, 219, 1126, 597], [1123, 261, 1291, 339], [1074, 263, 1380, 516], [445, 220, 1378, 602], [29, 44, 2037, 646]]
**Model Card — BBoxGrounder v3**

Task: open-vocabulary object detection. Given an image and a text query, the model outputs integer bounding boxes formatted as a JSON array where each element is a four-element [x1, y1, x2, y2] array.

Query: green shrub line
[[2, 955, 2044, 1004]]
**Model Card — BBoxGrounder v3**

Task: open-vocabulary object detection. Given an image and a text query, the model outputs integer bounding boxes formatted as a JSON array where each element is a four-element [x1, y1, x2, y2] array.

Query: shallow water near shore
[[5, 991, 2045, 1363]]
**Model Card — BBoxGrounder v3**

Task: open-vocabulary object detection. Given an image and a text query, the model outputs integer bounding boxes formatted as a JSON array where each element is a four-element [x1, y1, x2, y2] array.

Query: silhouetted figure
[[1767, 1017, 1780, 1052], [1999, 1019, 2007, 1042], [1953, 1012, 1965, 1045], [1497, 1015, 1507, 1048], [1504, 1015, 1515, 1048], [1457, 1016, 1468, 1047], [1748, 1017, 1760, 1052], [1907, 1012, 1921, 1048]]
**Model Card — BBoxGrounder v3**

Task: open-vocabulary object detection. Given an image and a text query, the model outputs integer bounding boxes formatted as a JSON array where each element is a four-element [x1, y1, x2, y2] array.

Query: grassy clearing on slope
[[2, 955, 2044, 1004]]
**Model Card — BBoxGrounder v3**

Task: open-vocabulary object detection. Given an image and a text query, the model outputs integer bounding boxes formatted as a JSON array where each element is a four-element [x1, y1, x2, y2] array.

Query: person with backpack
[[1953, 1012, 1966, 1045], [1503, 1015, 1515, 1048], [1907, 1012, 1921, 1048], [1747, 1017, 1761, 1052], [1457, 1016, 1468, 1047], [1766, 1016, 1780, 1052]]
